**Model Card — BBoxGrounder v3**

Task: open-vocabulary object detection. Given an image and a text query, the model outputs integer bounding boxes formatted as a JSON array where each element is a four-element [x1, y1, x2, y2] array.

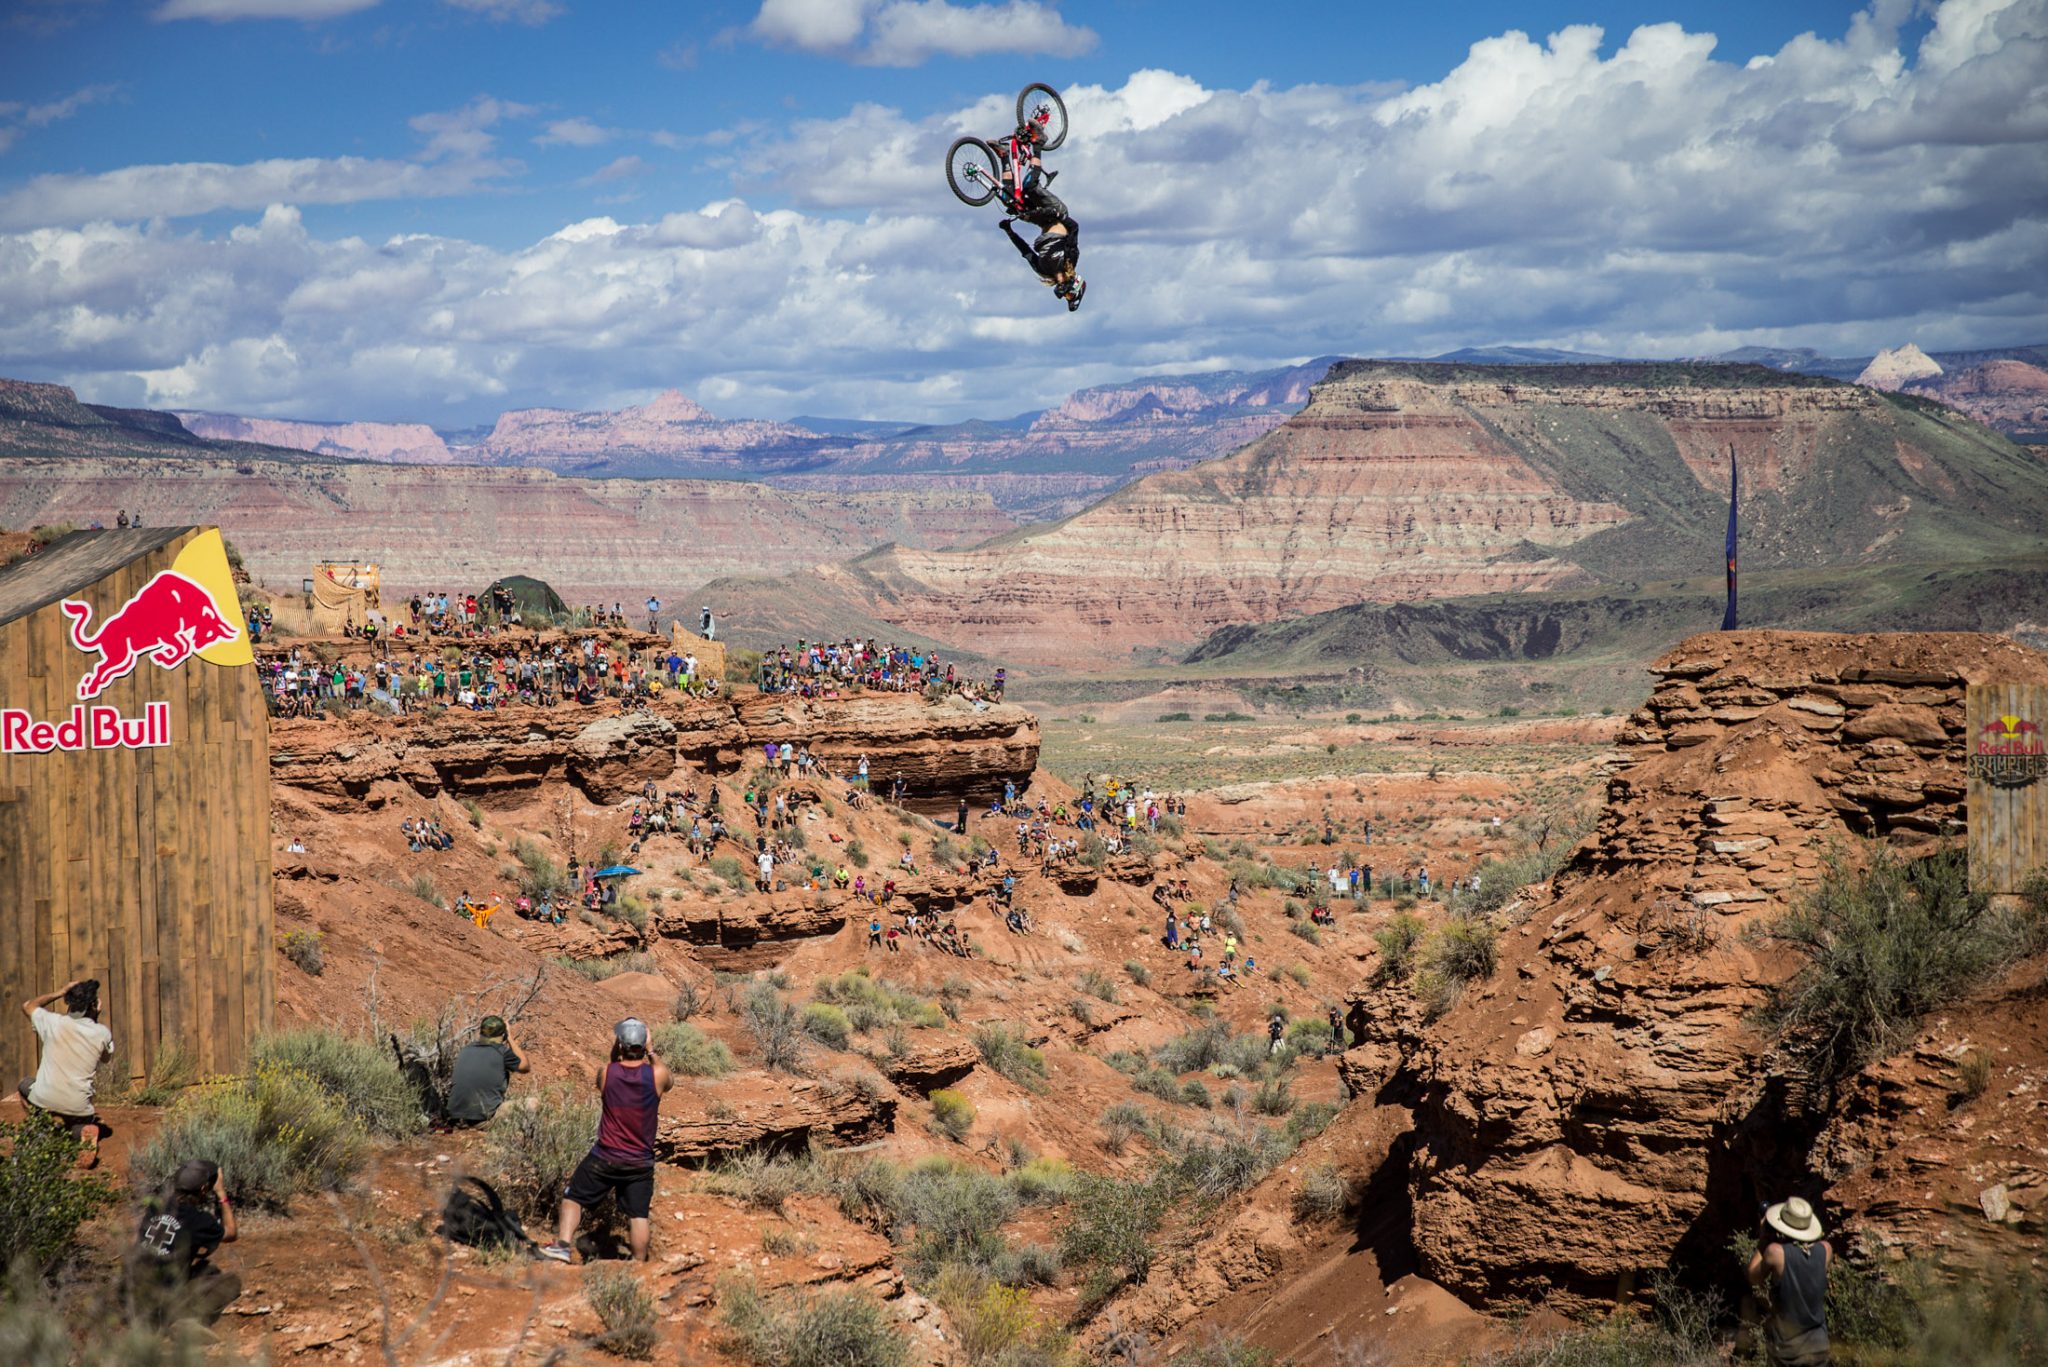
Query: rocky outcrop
[[830, 363, 2048, 667], [1855, 343, 1943, 390], [269, 692, 1040, 808], [876, 1036, 980, 1094], [1344, 630, 2048, 1312], [656, 1076, 896, 1163]]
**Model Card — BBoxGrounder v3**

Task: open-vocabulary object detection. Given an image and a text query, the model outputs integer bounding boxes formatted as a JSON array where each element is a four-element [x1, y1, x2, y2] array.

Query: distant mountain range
[[165, 341, 2045, 511], [695, 360, 2048, 669]]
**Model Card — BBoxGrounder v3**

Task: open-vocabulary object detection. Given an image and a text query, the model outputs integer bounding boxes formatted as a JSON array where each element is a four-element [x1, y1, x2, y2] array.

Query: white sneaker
[[537, 1242, 573, 1263]]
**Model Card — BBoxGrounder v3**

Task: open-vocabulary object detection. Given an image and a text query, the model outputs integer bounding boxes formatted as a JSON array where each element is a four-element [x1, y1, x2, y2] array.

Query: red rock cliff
[[1343, 631, 2048, 1310]]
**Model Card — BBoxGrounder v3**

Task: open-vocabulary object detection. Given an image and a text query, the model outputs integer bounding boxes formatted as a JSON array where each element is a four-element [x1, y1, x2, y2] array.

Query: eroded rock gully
[[1340, 630, 2048, 1311]]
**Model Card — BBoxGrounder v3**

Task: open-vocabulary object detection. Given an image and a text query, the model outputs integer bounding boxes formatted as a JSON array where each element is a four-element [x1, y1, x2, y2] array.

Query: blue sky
[[0, 0, 2040, 425]]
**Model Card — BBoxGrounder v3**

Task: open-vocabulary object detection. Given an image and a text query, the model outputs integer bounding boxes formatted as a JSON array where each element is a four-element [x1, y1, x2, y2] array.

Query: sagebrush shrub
[[0, 1115, 118, 1272], [250, 1029, 423, 1137], [719, 1274, 910, 1367], [1759, 844, 2046, 1094], [929, 1089, 975, 1141], [652, 1021, 735, 1077], [133, 1065, 367, 1208], [484, 1086, 598, 1223], [584, 1265, 658, 1360]]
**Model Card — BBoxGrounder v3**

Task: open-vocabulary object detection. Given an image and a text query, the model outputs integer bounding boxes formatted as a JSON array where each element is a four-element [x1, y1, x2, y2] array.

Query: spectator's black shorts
[[564, 1154, 655, 1220]]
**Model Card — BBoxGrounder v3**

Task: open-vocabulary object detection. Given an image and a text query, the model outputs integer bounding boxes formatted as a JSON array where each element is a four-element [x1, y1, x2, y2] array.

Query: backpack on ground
[[390, 1034, 448, 1128], [439, 1176, 534, 1253]]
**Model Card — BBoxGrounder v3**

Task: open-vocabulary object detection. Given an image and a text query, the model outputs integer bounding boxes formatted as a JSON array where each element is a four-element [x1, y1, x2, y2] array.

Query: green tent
[[482, 574, 567, 624]]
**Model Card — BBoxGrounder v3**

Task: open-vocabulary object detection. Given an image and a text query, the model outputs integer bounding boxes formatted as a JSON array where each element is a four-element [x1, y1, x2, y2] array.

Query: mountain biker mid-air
[[997, 124, 1084, 309]]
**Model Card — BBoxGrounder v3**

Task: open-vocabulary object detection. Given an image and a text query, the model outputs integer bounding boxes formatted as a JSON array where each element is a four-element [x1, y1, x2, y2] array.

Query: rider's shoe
[[1066, 279, 1086, 312]]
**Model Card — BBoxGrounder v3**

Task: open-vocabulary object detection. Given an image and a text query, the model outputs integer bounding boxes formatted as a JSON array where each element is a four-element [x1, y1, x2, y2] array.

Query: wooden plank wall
[[1966, 683, 2048, 895], [0, 529, 272, 1089]]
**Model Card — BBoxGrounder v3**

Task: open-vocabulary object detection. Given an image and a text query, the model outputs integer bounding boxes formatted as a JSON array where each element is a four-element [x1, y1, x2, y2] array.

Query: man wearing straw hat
[[1747, 1196, 1833, 1364]]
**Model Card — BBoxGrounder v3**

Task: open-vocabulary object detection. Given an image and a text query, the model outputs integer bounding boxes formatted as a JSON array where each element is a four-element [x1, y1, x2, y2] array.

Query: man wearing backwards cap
[[1747, 1196, 1833, 1365], [539, 1018, 672, 1264]]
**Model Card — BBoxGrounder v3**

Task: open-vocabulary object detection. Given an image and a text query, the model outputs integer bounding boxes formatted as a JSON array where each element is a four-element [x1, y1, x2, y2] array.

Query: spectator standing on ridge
[[957, 796, 969, 835], [1267, 1012, 1286, 1056], [540, 1019, 673, 1264], [1748, 1198, 1832, 1365], [17, 977, 113, 1168], [446, 1016, 529, 1127]]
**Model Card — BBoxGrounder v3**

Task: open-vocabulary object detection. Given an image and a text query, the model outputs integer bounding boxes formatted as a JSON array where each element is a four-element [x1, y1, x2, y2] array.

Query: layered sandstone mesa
[[1903, 358, 2048, 443], [1343, 630, 2048, 1312], [0, 456, 1015, 602], [482, 389, 825, 469], [177, 413, 457, 464], [840, 363, 2048, 667]]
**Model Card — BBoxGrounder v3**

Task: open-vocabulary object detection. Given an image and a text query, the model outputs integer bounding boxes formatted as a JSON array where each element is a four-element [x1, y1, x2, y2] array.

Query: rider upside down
[[1001, 122, 1084, 310], [1001, 187, 1084, 311]]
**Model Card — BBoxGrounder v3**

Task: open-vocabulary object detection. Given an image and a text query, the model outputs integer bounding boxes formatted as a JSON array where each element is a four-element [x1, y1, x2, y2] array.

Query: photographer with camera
[[16, 977, 114, 1168], [127, 1159, 240, 1325], [1747, 1196, 1833, 1365]]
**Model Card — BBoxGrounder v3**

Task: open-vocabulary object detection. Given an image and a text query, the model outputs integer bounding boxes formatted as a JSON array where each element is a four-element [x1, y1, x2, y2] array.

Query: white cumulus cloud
[[443, 0, 563, 24], [1, 1, 2043, 425], [154, 0, 380, 21], [750, 0, 1095, 66]]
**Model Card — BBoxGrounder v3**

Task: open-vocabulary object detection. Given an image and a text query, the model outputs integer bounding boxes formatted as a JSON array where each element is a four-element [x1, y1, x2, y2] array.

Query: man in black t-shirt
[[128, 1160, 239, 1325], [446, 1017, 528, 1126]]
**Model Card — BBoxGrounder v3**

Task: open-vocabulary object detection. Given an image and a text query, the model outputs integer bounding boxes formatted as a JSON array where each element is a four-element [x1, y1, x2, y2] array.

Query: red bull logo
[[60, 570, 239, 701], [1970, 712, 2047, 789], [1, 703, 171, 755]]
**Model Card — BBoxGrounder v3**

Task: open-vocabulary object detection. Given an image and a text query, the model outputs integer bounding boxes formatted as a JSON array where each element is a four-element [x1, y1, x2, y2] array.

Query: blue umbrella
[[592, 865, 642, 878]]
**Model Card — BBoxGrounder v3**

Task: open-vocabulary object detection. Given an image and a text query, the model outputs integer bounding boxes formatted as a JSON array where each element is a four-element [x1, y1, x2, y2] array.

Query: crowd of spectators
[[755, 638, 1006, 702], [263, 637, 721, 717]]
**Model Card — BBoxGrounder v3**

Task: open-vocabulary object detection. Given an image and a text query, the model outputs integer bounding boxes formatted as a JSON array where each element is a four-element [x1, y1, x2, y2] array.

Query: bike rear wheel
[[946, 136, 1001, 206], [1017, 83, 1067, 152]]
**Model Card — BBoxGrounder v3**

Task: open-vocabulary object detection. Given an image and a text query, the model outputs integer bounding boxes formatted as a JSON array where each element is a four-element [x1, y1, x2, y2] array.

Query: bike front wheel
[[1017, 83, 1068, 152], [946, 136, 1001, 206]]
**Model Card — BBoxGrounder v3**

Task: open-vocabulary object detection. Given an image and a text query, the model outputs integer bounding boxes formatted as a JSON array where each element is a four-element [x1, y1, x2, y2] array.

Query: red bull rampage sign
[[0, 530, 251, 755], [1970, 713, 2047, 789]]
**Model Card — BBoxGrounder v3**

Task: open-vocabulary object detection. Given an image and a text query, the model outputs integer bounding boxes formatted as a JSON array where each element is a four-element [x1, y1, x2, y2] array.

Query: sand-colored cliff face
[[0, 457, 1015, 602], [177, 413, 458, 464], [841, 364, 2046, 667], [1342, 631, 2048, 1311]]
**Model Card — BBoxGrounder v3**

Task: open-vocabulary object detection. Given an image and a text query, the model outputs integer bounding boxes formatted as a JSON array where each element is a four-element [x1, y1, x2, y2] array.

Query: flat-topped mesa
[[269, 691, 1040, 808], [850, 362, 2047, 668], [1342, 629, 2048, 1314]]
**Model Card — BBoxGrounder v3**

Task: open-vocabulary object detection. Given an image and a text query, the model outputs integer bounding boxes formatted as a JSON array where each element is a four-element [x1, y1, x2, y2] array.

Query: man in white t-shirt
[[18, 978, 115, 1166]]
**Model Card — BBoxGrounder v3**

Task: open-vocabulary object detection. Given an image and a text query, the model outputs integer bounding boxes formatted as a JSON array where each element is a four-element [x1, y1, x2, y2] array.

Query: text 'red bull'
[[61, 570, 239, 701], [0, 703, 172, 755]]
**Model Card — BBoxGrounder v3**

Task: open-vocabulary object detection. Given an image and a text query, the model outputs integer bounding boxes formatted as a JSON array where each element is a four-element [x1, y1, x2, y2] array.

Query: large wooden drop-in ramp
[[0, 526, 271, 1088]]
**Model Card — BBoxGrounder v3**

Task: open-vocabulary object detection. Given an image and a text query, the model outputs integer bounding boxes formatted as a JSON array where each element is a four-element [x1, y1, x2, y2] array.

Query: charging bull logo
[[56, 529, 254, 702], [1971, 713, 2048, 790], [62, 572, 239, 700]]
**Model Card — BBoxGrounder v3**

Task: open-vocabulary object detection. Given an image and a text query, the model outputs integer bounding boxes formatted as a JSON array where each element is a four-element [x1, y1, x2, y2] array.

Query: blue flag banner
[[1721, 449, 1739, 631]]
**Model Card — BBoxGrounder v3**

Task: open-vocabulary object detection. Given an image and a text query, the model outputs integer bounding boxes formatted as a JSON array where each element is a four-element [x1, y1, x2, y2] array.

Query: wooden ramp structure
[[1968, 683, 2048, 894], [0, 527, 272, 1088]]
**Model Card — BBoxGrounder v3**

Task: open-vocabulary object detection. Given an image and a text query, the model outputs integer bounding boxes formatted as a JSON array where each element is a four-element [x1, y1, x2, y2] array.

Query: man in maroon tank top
[[539, 1019, 674, 1263]]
